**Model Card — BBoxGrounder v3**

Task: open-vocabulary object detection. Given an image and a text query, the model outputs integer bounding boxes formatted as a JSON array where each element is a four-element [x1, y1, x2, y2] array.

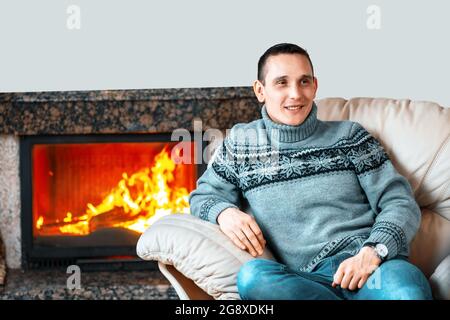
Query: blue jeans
[[237, 252, 433, 300]]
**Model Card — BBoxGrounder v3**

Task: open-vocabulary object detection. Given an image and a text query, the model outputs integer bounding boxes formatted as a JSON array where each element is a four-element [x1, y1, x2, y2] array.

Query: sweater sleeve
[[188, 139, 241, 224], [348, 122, 421, 260]]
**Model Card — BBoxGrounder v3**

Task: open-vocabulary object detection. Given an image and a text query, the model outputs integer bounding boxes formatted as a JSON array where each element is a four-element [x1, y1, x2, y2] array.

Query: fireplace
[[20, 133, 205, 269], [0, 87, 260, 270]]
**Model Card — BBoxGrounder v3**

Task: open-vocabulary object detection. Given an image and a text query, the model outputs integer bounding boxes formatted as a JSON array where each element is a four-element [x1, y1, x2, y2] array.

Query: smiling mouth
[[284, 105, 304, 110]]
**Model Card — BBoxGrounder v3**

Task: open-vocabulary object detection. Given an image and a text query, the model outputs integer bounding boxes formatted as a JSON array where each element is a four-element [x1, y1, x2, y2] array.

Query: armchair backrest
[[316, 97, 450, 221]]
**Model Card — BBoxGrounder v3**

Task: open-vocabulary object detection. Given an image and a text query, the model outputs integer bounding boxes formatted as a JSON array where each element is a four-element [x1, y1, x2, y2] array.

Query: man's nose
[[289, 85, 303, 100]]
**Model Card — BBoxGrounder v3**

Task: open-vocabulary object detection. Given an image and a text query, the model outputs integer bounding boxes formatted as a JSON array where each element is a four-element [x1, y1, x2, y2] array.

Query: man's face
[[253, 53, 318, 126]]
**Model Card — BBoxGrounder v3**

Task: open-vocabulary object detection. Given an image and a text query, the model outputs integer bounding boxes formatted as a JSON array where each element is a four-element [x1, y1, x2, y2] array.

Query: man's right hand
[[217, 207, 266, 257]]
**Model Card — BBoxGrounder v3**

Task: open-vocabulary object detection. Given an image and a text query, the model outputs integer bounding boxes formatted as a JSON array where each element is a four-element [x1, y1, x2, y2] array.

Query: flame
[[36, 216, 44, 230], [36, 147, 190, 235]]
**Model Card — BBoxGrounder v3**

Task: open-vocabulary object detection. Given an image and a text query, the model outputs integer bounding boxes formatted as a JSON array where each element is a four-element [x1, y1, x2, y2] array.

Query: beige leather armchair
[[140, 97, 450, 300]]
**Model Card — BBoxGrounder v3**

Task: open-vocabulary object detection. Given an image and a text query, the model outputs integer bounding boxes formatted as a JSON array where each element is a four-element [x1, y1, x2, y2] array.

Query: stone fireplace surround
[[0, 87, 260, 269]]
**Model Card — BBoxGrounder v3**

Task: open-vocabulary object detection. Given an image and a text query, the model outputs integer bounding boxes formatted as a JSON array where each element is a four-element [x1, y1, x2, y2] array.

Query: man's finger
[[241, 226, 263, 255], [340, 271, 353, 289], [357, 276, 368, 289], [225, 230, 246, 251], [333, 267, 344, 287], [235, 230, 258, 257], [248, 221, 266, 249], [348, 274, 361, 291]]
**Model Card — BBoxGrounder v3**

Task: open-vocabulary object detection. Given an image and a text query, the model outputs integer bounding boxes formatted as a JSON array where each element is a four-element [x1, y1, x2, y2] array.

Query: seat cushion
[[136, 214, 275, 300]]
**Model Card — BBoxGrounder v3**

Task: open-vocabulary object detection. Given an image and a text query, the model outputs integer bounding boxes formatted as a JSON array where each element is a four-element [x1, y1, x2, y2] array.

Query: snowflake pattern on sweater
[[212, 125, 389, 192]]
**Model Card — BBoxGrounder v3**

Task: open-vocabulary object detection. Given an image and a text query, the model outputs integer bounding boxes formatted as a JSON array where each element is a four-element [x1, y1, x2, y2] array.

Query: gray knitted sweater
[[189, 102, 420, 272]]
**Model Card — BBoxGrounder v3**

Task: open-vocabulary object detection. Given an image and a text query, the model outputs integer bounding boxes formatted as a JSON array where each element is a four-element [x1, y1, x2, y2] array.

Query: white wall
[[0, 0, 449, 106]]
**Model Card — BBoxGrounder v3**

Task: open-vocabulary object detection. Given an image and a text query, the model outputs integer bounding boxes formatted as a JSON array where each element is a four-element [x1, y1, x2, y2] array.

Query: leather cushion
[[136, 214, 274, 300]]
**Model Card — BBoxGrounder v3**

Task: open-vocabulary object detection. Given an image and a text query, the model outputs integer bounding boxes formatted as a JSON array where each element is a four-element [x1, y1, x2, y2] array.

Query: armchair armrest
[[137, 214, 275, 300]]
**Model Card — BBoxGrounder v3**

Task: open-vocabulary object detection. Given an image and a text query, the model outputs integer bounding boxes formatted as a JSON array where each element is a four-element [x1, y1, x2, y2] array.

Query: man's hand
[[332, 246, 382, 291], [217, 207, 266, 257]]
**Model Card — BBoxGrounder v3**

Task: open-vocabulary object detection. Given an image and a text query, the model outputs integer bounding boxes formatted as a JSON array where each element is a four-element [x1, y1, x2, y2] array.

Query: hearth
[[0, 87, 260, 270], [20, 133, 205, 269]]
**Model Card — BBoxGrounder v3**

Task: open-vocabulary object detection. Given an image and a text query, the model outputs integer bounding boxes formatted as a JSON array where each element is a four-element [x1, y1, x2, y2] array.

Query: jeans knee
[[374, 259, 433, 300], [389, 286, 432, 300], [237, 259, 275, 299]]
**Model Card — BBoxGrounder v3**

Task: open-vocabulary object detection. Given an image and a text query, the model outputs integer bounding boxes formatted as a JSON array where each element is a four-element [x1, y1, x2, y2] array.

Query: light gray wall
[[0, 0, 449, 106]]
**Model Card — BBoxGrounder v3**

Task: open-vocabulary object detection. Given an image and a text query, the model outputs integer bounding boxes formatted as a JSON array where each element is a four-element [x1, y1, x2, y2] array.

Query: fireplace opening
[[20, 133, 205, 269]]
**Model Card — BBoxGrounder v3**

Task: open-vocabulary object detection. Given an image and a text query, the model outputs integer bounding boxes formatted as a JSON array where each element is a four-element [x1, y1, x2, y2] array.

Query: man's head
[[254, 43, 318, 126]]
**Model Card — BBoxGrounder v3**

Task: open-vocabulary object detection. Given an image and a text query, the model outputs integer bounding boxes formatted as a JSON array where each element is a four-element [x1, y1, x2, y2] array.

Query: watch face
[[376, 244, 388, 258]]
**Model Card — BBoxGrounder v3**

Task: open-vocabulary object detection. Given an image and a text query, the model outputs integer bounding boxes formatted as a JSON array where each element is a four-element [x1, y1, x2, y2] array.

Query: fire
[[36, 147, 190, 235], [36, 216, 44, 229]]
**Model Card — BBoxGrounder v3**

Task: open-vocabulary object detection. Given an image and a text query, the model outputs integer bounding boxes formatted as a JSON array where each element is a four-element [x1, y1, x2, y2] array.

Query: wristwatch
[[365, 242, 389, 261]]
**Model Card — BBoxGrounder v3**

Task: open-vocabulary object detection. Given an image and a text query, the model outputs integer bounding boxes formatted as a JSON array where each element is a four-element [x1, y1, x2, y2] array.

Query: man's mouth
[[284, 105, 304, 110]]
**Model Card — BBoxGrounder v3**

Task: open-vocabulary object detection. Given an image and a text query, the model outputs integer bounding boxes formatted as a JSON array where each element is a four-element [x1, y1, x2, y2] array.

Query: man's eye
[[276, 81, 286, 85], [301, 79, 311, 85]]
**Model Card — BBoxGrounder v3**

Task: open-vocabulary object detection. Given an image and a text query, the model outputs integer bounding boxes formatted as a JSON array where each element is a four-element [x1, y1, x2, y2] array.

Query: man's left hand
[[332, 246, 382, 291]]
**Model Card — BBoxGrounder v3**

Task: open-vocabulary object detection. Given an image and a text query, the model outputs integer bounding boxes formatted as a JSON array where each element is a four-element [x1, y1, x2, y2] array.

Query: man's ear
[[253, 80, 265, 103], [313, 77, 319, 98]]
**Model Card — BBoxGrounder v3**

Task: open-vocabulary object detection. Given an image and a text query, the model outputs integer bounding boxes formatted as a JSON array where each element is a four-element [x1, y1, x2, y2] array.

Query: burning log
[[35, 147, 190, 236]]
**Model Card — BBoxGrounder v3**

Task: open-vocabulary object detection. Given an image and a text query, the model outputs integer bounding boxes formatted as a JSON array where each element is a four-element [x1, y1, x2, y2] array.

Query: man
[[188, 43, 432, 299]]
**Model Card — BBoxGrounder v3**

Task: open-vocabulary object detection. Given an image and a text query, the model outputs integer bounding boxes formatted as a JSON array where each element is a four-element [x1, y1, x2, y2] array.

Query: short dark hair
[[257, 43, 314, 84]]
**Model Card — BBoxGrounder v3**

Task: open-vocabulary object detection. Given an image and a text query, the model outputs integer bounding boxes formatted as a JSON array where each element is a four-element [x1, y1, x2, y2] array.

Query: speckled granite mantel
[[0, 87, 261, 270], [0, 87, 261, 135]]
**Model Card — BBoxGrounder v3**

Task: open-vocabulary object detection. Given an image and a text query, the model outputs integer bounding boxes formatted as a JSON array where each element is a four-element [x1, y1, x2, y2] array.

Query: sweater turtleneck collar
[[261, 102, 319, 143]]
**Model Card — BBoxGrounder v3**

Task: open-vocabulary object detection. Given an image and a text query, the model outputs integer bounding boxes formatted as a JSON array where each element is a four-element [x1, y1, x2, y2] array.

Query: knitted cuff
[[198, 198, 238, 225], [362, 221, 406, 260]]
